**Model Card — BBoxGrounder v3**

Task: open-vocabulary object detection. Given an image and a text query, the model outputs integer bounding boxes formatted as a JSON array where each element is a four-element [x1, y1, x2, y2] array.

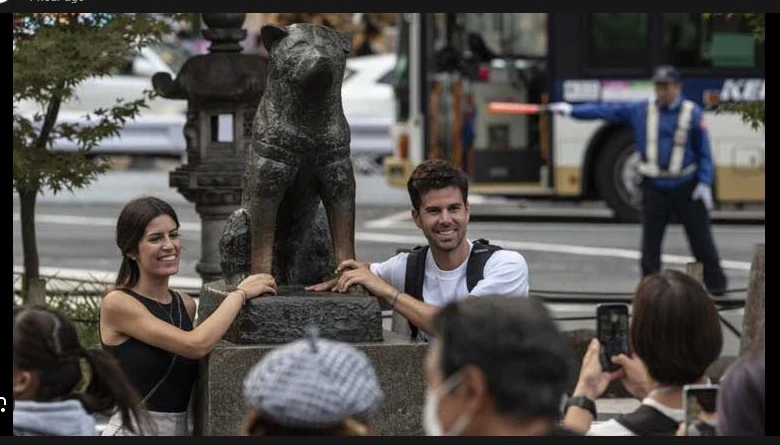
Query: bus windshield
[[459, 13, 547, 59]]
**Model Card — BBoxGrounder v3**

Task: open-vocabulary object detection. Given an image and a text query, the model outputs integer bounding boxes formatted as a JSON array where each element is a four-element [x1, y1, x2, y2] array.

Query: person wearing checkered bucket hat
[[240, 330, 384, 436]]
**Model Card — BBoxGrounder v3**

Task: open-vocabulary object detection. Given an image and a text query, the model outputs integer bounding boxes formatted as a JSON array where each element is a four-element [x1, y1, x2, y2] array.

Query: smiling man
[[306, 159, 529, 341]]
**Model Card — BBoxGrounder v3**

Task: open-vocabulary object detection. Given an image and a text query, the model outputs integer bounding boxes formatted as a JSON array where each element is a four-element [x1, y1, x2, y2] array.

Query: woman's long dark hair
[[114, 196, 180, 288], [13, 305, 147, 434]]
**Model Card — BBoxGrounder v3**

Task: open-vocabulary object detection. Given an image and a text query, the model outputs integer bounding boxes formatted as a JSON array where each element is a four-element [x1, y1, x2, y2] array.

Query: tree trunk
[[18, 187, 40, 303]]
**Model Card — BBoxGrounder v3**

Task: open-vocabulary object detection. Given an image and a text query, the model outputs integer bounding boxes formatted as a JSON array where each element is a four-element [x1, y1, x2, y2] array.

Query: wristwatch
[[564, 395, 597, 419]]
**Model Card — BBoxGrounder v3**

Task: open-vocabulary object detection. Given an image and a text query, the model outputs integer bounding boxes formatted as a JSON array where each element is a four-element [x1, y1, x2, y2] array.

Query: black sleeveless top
[[102, 288, 199, 412]]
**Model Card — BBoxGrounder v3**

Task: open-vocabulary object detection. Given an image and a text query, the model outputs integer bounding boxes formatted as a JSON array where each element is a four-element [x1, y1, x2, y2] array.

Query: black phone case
[[597, 305, 629, 372]]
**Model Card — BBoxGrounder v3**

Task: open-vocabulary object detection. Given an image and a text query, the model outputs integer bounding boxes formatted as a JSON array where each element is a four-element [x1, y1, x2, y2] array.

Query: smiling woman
[[98, 196, 278, 436]]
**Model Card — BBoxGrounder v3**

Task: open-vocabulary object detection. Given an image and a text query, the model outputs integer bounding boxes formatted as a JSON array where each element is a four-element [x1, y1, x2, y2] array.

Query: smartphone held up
[[595, 303, 629, 372], [684, 384, 719, 436]]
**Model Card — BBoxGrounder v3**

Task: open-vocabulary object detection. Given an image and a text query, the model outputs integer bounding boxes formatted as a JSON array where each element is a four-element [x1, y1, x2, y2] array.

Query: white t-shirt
[[586, 398, 684, 436], [369, 239, 529, 307]]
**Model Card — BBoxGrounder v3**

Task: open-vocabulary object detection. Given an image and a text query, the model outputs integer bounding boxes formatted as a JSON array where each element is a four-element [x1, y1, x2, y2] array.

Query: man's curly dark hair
[[407, 158, 469, 211]]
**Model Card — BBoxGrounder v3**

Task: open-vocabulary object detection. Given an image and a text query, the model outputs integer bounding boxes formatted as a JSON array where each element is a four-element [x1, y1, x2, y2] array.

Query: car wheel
[[595, 128, 642, 222]]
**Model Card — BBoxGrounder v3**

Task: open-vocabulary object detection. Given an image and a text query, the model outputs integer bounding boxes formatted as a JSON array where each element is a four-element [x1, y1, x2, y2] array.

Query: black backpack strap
[[402, 245, 428, 340], [466, 238, 502, 292], [403, 245, 429, 300], [615, 404, 680, 436]]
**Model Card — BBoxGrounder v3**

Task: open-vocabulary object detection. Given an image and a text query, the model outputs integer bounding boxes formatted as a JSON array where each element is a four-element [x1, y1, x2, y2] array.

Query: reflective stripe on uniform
[[645, 101, 659, 170], [638, 100, 696, 178], [669, 100, 695, 174]]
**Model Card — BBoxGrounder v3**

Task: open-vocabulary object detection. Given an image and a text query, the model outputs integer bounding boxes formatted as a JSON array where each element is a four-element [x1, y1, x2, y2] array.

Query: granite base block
[[198, 280, 383, 344], [195, 329, 427, 436]]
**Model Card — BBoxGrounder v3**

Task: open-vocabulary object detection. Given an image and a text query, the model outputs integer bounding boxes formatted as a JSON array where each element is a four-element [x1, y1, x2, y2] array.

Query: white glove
[[691, 182, 714, 211], [546, 102, 573, 116]]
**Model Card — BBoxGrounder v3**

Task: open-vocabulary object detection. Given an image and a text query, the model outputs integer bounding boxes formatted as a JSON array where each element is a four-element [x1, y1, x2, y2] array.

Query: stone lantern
[[153, 13, 267, 283]]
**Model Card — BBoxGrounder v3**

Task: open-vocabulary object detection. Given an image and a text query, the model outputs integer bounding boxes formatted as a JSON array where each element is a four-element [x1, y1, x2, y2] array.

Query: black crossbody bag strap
[[615, 405, 680, 436]]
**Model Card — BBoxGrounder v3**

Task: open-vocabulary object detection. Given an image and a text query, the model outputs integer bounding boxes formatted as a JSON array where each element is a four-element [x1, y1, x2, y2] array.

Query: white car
[[15, 43, 192, 159], [342, 53, 396, 120], [341, 53, 397, 173], [16, 49, 398, 164], [16, 42, 190, 118]]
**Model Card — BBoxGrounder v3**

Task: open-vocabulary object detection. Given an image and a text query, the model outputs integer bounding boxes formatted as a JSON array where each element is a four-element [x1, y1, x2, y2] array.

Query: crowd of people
[[12, 156, 763, 436], [10, 54, 762, 437]]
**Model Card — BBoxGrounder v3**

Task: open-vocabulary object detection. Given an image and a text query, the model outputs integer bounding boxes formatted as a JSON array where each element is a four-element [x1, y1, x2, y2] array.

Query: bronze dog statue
[[222, 23, 356, 286]]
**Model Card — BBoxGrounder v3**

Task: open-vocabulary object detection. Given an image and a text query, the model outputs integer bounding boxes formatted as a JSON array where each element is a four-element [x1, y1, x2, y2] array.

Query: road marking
[[353, 232, 751, 271], [13, 213, 201, 232], [364, 210, 411, 229], [366, 219, 766, 235], [15, 213, 752, 270]]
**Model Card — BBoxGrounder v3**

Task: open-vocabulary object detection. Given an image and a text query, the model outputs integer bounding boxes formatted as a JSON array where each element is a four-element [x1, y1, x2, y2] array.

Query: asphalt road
[[12, 167, 764, 360]]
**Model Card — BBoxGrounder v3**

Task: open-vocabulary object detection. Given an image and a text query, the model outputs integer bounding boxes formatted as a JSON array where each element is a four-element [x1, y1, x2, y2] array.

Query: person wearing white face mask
[[423, 296, 581, 436]]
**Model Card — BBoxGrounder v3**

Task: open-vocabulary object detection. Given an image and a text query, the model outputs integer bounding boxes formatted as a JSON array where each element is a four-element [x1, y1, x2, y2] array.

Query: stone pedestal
[[199, 280, 383, 344], [196, 280, 421, 435], [195, 330, 427, 436]]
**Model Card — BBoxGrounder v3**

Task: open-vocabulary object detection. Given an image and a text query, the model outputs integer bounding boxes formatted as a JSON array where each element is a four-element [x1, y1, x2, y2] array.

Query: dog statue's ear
[[261, 24, 289, 52], [339, 31, 352, 55]]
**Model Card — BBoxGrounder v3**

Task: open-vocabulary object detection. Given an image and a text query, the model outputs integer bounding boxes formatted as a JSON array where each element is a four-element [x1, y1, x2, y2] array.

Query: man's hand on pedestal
[[322, 259, 396, 302], [305, 277, 339, 292], [305, 259, 376, 295]]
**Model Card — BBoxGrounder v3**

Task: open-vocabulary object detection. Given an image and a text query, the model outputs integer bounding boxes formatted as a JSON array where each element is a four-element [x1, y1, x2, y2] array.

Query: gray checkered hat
[[242, 335, 384, 428]]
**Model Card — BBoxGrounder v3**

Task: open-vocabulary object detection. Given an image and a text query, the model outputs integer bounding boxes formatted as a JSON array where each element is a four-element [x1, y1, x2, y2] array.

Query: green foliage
[[13, 13, 188, 195], [718, 101, 765, 132], [703, 13, 764, 43], [13, 275, 108, 348], [702, 13, 765, 131], [46, 292, 104, 348], [13, 13, 190, 301]]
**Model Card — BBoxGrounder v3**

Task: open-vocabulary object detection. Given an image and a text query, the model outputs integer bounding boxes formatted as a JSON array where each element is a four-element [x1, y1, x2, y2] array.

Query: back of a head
[[433, 296, 571, 422], [13, 305, 83, 401], [242, 334, 383, 435], [630, 270, 723, 385], [13, 305, 146, 434], [717, 351, 765, 436], [407, 158, 469, 211]]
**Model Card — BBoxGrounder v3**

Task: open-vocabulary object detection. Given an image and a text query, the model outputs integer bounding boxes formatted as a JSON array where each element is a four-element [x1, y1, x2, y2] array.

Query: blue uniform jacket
[[571, 97, 714, 189]]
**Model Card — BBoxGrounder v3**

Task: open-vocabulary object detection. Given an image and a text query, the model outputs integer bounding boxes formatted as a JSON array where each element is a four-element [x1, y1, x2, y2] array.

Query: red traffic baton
[[487, 102, 549, 115]]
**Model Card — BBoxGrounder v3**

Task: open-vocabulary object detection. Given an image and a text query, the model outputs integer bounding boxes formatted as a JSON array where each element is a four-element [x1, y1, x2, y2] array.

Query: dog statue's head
[[261, 23, 352, 94]]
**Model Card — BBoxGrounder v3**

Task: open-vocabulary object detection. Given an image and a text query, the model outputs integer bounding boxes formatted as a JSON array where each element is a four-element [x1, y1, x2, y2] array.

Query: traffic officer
[[547, 65, 727, 295]]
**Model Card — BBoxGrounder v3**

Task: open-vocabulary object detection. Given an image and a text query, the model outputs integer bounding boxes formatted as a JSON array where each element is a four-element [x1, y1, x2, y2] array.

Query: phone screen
[[597, 305, 629, 371], [685, 386, 718, 436]]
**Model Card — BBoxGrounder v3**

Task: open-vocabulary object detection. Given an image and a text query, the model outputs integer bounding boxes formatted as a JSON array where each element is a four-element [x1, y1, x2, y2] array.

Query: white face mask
[[423, 371, 474, 436]]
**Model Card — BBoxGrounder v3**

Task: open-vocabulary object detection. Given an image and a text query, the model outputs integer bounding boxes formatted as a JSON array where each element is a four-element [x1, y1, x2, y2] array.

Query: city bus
[[383, 13, 764, 221]]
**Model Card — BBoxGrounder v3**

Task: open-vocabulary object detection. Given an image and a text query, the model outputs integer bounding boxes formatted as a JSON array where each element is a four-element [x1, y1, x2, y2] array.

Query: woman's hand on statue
[[238, 273, 277, 300]]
